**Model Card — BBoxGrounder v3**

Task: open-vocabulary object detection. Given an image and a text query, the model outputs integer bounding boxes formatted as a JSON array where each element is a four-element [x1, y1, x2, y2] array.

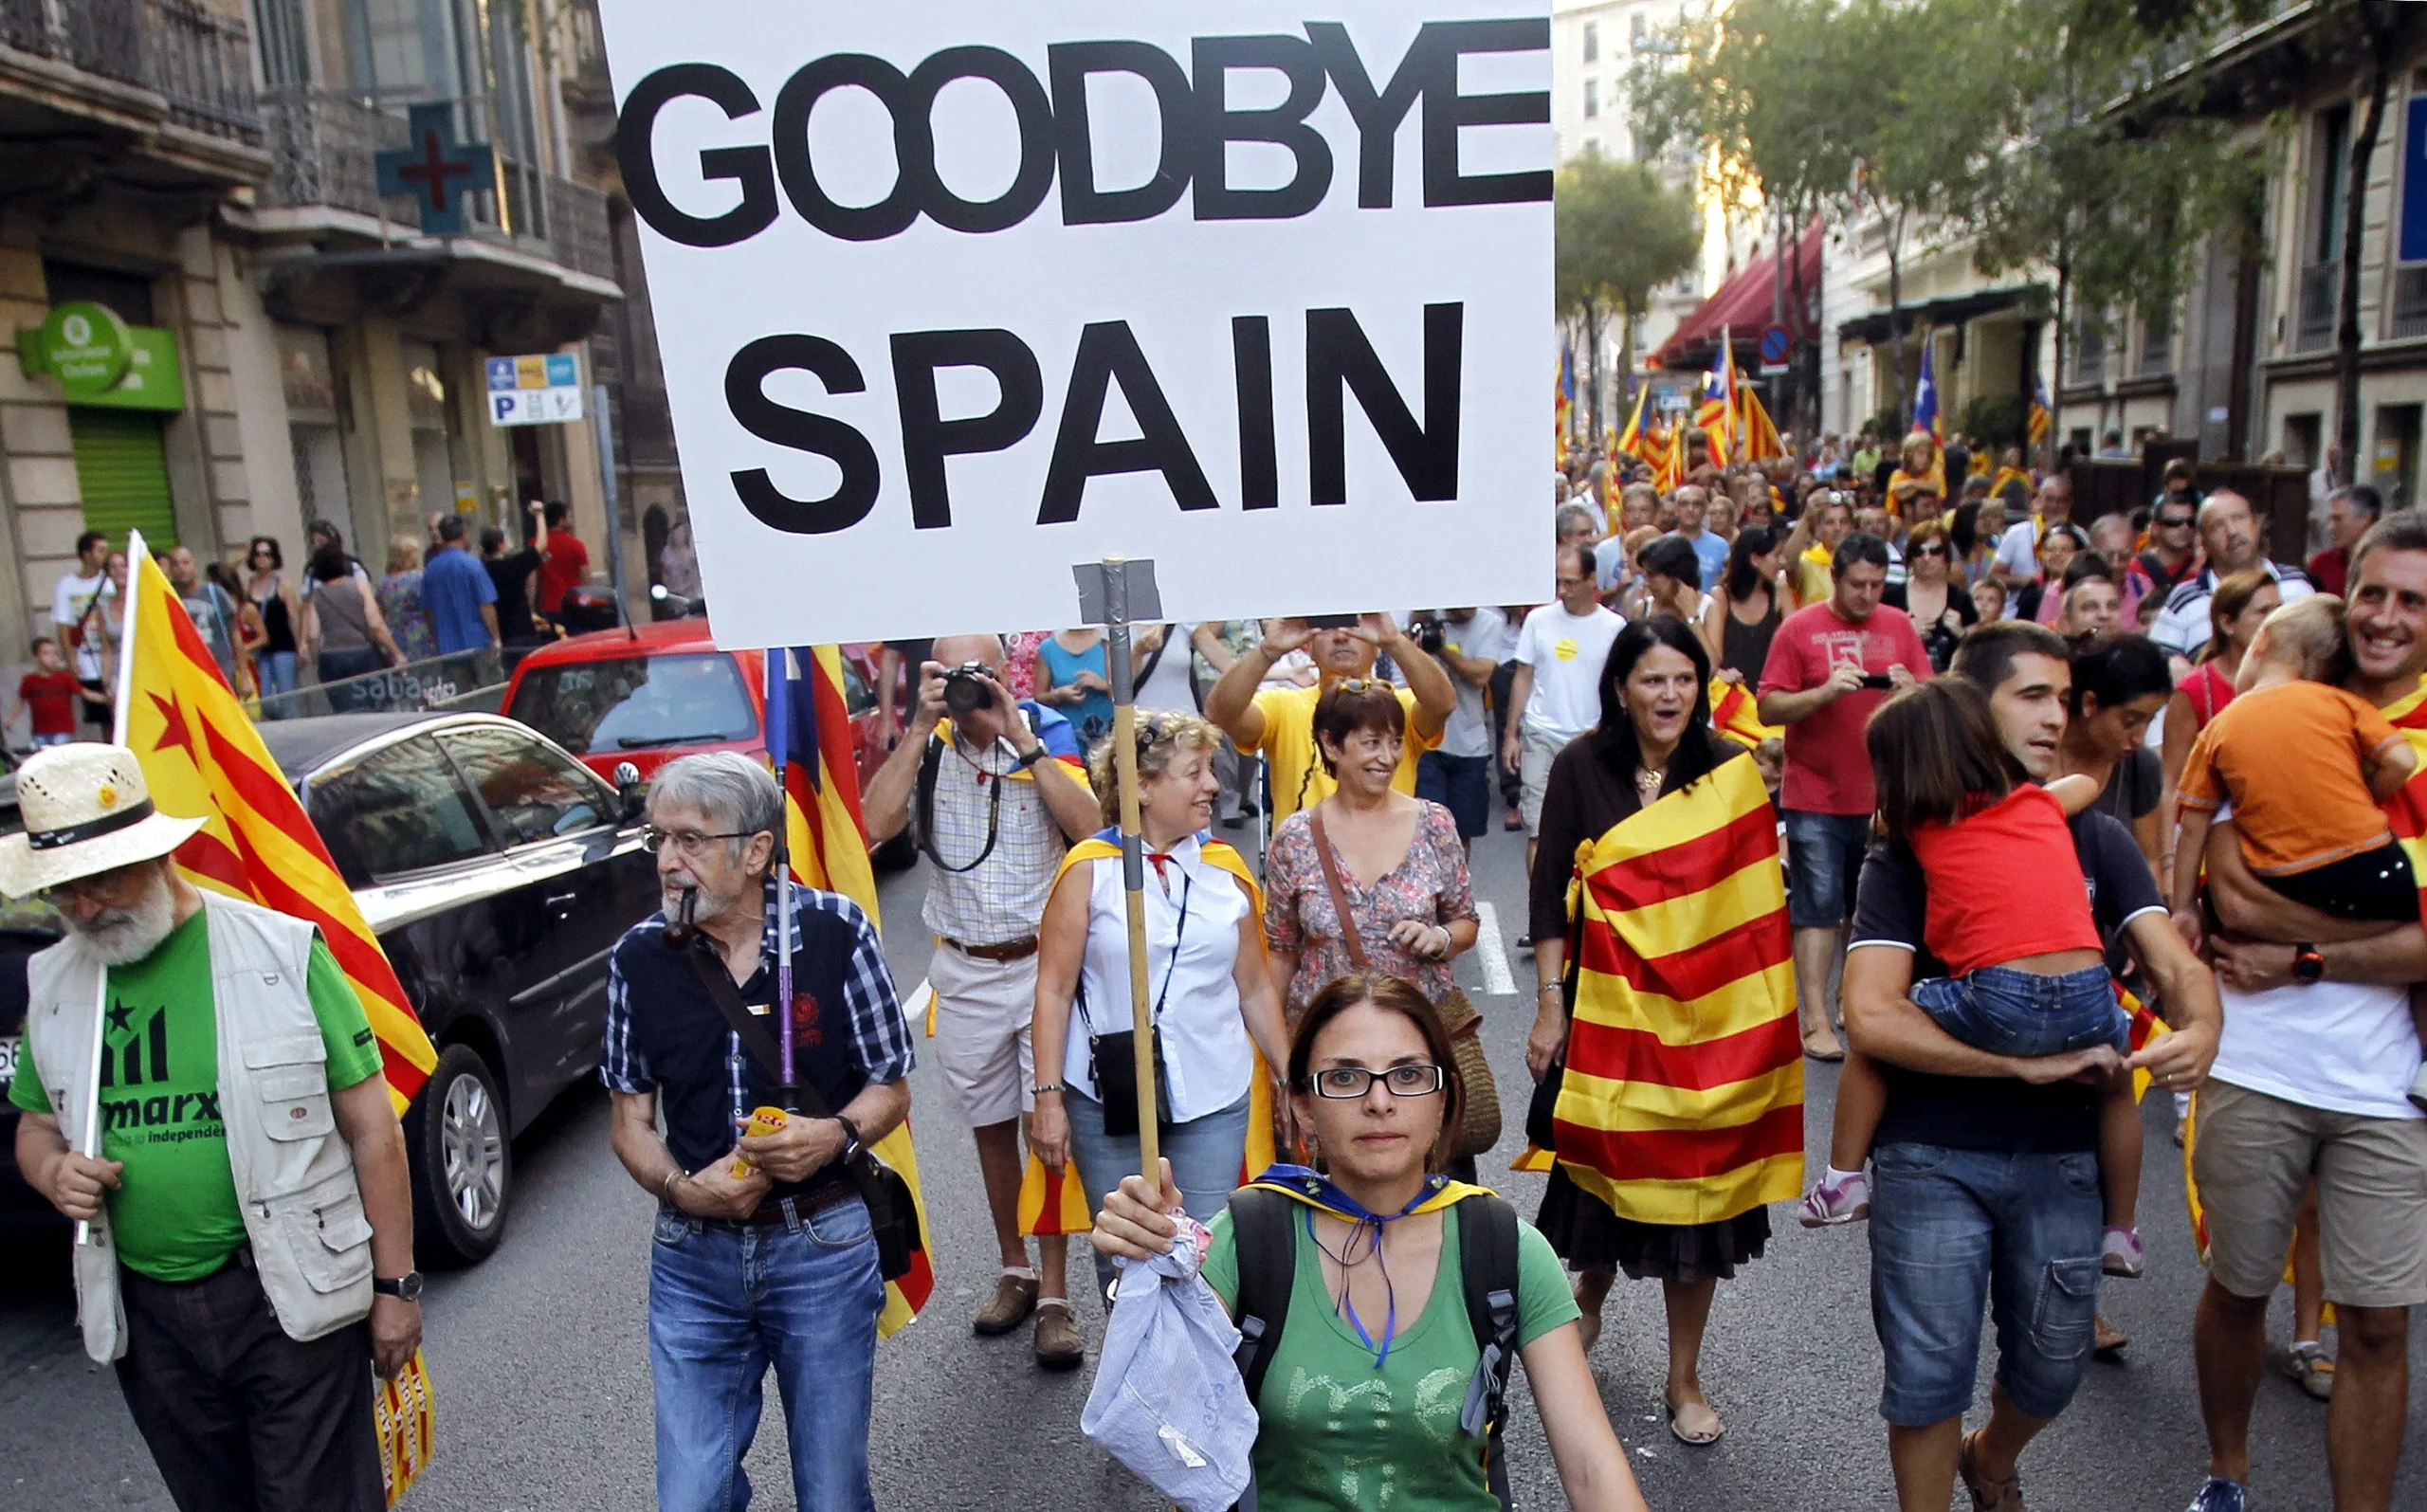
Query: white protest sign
[[594, 0, 1552, 648]]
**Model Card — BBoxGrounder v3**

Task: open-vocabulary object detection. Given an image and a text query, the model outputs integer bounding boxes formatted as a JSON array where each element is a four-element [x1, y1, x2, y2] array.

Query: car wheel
[[872, 830, 917, 872], [405, 1045, 511, 1266]]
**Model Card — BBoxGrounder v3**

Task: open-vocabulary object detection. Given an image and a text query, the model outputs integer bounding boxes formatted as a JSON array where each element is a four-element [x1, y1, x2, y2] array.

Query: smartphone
[[1305, 613, 1359, 629], [1860, 672, 1894, 690]]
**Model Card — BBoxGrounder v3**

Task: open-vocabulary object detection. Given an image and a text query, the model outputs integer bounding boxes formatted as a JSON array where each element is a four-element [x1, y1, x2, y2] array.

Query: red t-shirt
[[1909, 786, 2102, 975], [1757, 600, 1931, 815], [537, 532, 590, 614], [18, 668, 80, 735]]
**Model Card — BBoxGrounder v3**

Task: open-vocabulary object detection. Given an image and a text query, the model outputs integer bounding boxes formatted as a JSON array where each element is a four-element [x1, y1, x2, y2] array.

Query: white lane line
[[1474, 902, 1518, 996]]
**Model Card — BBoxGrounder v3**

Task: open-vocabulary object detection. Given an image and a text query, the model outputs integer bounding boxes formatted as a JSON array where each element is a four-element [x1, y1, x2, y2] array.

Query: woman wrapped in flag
[[1522, 618, 1803, 1447], [1090, 974, 1651, 1512], [1030, 713, 1290, 1303]]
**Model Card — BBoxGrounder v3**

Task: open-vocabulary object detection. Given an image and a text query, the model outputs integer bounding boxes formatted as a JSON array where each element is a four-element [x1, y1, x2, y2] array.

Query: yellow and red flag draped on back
[[119, 537, 434, 1114], [1017, 831, 1278, 1235], [1551, 756, 1802, 1225], [766, 646, 930, 1336]]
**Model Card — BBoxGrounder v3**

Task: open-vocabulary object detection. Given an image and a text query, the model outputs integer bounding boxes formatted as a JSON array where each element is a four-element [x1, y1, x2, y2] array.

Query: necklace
[[1635, 764, 1666, 798]]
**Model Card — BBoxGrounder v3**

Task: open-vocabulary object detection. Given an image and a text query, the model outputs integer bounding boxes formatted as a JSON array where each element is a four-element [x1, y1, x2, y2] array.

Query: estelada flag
[[119, 536, 434, 1113], [1550, 754, 1802, 1226], [1737, 384, 1786, 463], [1019, 829, 1277, 1234], [766, 647, 931, 1336]]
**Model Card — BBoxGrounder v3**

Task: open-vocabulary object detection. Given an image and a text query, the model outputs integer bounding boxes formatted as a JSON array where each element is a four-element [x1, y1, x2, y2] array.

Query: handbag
[[680, 944, 924, 1283], [1308, 807, 1503, 1158], [1077, 868, 1191, 1139]]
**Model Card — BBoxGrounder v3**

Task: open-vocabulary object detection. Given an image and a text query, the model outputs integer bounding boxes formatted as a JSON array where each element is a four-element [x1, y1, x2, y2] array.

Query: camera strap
[[915, 726, 1007, 874]]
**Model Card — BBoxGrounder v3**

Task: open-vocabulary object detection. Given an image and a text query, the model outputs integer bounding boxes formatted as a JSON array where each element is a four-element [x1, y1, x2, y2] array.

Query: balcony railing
[[0, 0, 259, 144], [2394, 264, 2427, 341], [2136, 328, 2173, 378], [2071, 330, 2107, 386], [257, 88, 617, 284], [2294, 261, 2339, 354]]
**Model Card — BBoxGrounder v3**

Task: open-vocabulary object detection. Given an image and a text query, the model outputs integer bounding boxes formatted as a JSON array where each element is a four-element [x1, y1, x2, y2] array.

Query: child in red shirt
[[1799, 679, 2148, 1277], [11, 637, 82, 749]]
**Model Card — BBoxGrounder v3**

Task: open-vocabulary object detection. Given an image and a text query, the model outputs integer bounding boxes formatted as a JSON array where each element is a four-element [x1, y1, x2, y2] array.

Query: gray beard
[[663, 880, 746, 928], [73, 873, 178, 967]]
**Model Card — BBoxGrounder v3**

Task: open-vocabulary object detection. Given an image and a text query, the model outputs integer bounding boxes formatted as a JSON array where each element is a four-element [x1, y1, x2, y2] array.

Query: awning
[[1650, 220, 1825, 370], [1835, 284, 2049, 346]]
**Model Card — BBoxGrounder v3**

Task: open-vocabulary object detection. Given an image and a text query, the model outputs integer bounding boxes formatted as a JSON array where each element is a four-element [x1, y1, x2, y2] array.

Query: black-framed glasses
[[641, 826, 756, 855], [1307, 1064, 1447, 1099]]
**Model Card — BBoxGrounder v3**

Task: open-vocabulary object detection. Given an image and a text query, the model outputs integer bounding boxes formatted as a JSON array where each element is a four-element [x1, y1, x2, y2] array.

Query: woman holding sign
[[1030, 712, 1290, 1307]]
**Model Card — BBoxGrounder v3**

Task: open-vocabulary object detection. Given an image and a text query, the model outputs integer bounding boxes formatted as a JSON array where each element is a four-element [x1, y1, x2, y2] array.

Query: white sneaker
[[1797, 1169, 1870, 1228]]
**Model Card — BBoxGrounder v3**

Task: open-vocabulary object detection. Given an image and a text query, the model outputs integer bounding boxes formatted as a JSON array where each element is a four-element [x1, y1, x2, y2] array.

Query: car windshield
[[507, 653, 757, 756]]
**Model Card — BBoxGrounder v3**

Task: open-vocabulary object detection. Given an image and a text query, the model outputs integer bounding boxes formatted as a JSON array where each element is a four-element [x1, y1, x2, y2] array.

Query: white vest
[[24, 892, 374, 1363]]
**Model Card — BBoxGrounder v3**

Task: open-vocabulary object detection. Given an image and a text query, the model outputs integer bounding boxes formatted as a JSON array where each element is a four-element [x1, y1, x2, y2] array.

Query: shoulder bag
[[680, 942, 922, 1282], [1308, 807, 1503, 1157]]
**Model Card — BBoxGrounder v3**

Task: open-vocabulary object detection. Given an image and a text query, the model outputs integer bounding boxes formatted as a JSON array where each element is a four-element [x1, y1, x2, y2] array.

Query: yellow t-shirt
[[1249, 683, 1440, 824]]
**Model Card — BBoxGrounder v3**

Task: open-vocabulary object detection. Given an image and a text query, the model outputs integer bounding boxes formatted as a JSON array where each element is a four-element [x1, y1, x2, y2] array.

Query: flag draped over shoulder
[[119, 538, 434, 1113], [1550, 756, 1802, 1226], [766, 647, 930, 1336], [1019, 830, 1276, 1234]]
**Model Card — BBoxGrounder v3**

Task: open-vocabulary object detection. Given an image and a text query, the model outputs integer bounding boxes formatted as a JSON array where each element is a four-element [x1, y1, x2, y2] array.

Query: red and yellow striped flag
[[2377, 676, 2427, 918], [119, 538, 434, 1113], [767, 646, 928, 1335], [1550, 754, 1802, 1225], [1016, 1154, 1095, 1236], [1709, 680, 1779, 750]]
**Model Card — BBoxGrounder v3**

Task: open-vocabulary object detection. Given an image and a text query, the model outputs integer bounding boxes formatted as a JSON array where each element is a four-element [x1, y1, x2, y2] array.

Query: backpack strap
[[1227, 1186, 1297, 1408], [1454, 1193, 1523, 1510]]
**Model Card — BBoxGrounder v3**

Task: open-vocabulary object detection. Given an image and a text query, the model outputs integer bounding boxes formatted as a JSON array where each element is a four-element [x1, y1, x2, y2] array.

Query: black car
[[0, 712, 659, 1265]]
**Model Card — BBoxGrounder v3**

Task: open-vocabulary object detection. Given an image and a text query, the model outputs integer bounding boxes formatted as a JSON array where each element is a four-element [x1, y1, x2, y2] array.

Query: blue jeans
[[1416, 750, 1490, 838], [1910, 965, 2128, 1059], [1066, 1087, 1252, 1301], [1784, 809, 1871, 928], [648, 1196, 884, 1512], [1869, 1143, 2105, 1427], [256, 649, 297, 698]]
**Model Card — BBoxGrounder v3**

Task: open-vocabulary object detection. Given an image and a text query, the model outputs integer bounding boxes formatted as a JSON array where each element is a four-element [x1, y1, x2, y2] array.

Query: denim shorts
[[1416, 750, 1490, 838], [1869, 1142, 2106, 1427], [1910, 965, 2128, 1061], [1784, 810, 1871, 929]]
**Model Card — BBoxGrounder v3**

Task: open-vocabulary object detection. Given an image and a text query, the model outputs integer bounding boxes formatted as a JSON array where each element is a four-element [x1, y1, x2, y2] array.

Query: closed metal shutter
[[67, 409, 177, 550]]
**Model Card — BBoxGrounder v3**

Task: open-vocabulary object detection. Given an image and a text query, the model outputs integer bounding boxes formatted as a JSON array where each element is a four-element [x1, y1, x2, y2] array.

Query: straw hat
[[0, 743, 204, 898]]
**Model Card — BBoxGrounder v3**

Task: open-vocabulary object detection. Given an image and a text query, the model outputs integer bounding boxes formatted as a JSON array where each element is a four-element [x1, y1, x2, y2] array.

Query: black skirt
[[1535, 1165, 1772, 1284]]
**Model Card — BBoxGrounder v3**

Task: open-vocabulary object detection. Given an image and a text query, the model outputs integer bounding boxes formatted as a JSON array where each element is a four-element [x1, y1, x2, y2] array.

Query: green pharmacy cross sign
[[18, 301, 184, 411], [376, 103, 497, 236]]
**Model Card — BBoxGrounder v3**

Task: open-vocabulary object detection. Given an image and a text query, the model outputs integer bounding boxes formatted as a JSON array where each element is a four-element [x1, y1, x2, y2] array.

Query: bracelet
[[1031, 1083, 1067, 1096], [661, 1167, 689, 1203], [1538, 982, 1562, 996]]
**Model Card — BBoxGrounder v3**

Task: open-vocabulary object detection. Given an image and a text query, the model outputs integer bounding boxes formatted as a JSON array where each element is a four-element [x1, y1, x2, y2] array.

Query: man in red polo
[[534, 501, 589, 626]]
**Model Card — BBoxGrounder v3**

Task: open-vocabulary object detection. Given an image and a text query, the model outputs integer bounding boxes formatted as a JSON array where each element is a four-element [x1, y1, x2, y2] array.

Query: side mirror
[[613, 760, 645, 822]]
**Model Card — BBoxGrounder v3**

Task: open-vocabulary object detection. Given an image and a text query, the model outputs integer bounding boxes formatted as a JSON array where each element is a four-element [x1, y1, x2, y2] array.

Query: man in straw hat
[[5, 742, 417, 1511]]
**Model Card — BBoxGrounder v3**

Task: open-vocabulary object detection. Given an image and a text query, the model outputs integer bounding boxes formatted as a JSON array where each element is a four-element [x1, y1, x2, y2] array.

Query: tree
[[1556, 153, 1702, 440]]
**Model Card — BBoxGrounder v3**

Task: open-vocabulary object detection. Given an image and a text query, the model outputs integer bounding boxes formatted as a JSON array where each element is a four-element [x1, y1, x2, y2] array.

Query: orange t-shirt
[[2176, 680, 2408, 875]]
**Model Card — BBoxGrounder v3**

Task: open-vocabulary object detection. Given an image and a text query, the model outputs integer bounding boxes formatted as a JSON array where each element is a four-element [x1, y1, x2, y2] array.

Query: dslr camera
[[940, 661, 995, 715], [1409, 614, 1448, 656]]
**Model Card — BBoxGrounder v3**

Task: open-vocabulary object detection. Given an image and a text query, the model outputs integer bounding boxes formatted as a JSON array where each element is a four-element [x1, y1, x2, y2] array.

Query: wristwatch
[[2292, 942, 2327, 985], [832, 1114, 866, 1163], [373, 1271, 424, 1303], [1011, 744, 1044, 771]]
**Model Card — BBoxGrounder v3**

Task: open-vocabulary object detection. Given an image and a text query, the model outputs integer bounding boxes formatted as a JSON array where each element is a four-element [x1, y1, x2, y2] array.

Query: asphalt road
[[2, 817, 2422, 1510]]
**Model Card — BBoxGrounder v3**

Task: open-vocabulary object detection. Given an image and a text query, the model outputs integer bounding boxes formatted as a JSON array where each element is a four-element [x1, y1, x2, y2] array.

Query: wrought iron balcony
[[2294, 261, 2339, 354], [2392, 264, 2427, 342], [256, 88, 616, 284], [0, 0, 259, 144]]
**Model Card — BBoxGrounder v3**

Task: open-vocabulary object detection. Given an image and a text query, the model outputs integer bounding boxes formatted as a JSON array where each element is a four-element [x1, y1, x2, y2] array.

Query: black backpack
[[1226, 1185, 1524, 1512]]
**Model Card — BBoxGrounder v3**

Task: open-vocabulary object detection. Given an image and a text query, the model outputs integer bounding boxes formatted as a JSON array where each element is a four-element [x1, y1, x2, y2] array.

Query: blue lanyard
[[1288, 1173, 1447, 1370]]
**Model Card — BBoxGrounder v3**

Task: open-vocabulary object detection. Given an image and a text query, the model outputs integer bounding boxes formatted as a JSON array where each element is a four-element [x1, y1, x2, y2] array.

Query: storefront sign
[[18, 302, 185, 411], [593, 0, 1555, 648], [485, 353, 585, 426]]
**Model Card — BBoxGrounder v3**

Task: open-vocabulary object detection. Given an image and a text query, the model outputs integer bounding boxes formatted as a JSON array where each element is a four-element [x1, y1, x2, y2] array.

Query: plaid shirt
[[601, 879, 914, 1127]]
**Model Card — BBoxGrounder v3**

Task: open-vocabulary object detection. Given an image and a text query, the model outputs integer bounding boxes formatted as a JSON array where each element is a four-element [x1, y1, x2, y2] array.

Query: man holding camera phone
[[863, 634, 1101, 1367], [1758, 532, 1928, 1061]]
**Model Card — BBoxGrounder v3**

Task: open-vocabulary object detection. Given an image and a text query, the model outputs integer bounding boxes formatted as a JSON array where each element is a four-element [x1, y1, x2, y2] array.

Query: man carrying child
[[1839, 621, 2221, 1512], [2178, 509, 2427, 1512]]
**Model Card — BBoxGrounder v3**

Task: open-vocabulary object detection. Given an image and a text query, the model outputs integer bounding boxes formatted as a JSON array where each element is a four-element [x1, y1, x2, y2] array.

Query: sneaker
[[1797, 1168, 1871, 1228], [2282, 1340, 2336, 1402], [1032, 1299, 1085, 1370], [973, 1271, 1038, 1336], [1503, 810, 1524, 831], [2184, 1476, 2246, 1512], [2409, 1060, 2427, 1113], [2102, 1226, 2145, 1279]]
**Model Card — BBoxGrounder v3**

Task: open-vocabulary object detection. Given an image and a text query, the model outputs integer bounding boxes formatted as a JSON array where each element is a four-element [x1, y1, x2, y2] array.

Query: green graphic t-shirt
[[9, 911, 386, 1281], [1199, 1201, 1579, 1512]]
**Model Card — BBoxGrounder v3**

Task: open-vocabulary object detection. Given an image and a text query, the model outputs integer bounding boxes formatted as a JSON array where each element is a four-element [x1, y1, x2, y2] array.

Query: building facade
[[0, 0, 634, 721]]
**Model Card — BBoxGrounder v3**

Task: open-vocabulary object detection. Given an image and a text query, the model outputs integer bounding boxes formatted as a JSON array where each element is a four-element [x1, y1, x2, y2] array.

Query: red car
[[500, 620, 913, 865]]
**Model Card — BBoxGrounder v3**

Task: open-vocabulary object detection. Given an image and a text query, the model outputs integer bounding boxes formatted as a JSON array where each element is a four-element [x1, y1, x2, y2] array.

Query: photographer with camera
[[1203, 613, 1457, 827], [863, 634, 1102, 1368]]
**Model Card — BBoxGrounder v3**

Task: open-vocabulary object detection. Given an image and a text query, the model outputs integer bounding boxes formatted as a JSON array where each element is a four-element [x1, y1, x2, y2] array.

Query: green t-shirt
[[9, 912, 386, 1281], [1199, 1200, 1578, 1512]]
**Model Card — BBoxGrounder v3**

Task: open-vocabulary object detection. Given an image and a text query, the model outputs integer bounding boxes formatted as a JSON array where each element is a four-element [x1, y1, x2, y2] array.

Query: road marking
[[1474, 902, 1518, 995]]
